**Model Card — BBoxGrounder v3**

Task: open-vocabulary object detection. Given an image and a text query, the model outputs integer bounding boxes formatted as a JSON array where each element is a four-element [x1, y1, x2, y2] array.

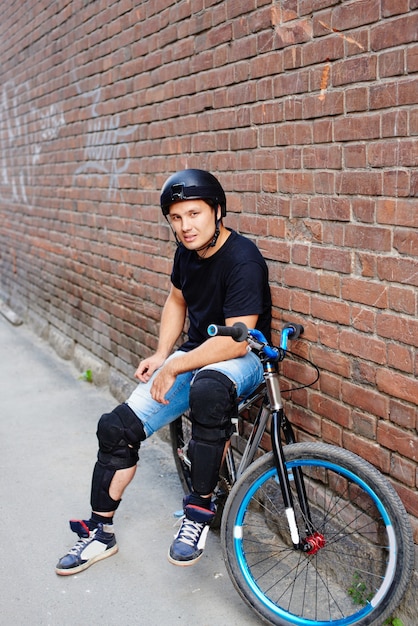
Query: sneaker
[[168, 503, 215, 567], [55, 519, 118, 576]]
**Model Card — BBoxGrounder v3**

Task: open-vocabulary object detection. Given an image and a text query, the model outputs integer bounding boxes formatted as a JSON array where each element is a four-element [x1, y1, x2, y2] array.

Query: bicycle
[[170, 322, 414, 626]]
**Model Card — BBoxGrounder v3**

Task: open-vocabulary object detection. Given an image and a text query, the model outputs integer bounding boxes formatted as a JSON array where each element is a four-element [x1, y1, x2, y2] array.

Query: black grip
[[282, 322, 304, 340], [207, 322, 248, 342]]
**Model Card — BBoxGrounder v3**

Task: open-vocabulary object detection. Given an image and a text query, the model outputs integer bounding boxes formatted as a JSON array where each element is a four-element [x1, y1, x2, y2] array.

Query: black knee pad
[[91, 403, 146, 512], [188, 438, 224, 495], [188, 370, 238, 495], [90, 461, 122, 513], [189, 370, 237, 442], [96, 402, 146, 468]]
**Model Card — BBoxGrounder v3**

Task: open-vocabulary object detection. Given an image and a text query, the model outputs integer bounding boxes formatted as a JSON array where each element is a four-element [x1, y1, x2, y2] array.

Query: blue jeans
[[126, 350, 264, 438]]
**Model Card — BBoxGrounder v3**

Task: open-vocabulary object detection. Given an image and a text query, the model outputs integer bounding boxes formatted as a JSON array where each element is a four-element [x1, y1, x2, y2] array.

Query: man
[[56, 168, 271, 574]]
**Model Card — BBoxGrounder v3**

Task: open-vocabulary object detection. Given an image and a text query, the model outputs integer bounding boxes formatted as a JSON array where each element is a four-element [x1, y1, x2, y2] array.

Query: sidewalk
[[0, 315, 261, 626]]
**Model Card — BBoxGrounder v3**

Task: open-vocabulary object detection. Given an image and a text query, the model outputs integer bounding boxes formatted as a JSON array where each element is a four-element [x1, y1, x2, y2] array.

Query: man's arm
[[150, 313, 258, 404], [134, 285, 187, 382]]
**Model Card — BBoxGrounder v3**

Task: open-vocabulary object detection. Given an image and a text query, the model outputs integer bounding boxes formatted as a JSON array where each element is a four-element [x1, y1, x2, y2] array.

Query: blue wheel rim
[[232, 458, 397, 626]]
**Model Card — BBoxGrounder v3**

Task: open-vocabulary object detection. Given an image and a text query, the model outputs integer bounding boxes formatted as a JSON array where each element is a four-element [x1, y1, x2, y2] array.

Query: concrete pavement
[[0, 315, 261, 626]]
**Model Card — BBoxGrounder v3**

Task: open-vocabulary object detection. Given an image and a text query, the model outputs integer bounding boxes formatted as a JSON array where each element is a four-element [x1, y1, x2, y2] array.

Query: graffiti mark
[[73, 78, 137, 200], [0, 80, 65, 205], [318, 21, 365, 50], [319, 62, 331, 101]]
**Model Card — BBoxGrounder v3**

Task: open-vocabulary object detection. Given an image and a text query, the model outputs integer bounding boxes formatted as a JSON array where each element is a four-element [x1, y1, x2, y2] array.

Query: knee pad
[[91, 403, 146, 512], [189, 370, 237, 443], [188, 370, 238, 495], [90, 461, 122, 513], [188, 438, 224, 495], [96, 402, 146, 469]]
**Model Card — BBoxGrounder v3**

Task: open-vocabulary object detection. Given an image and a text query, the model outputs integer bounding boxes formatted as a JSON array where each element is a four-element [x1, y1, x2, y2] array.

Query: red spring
[[304, 532, 326, 555]]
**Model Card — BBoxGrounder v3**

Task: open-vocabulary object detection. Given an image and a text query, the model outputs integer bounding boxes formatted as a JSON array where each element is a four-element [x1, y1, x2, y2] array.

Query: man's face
[[168, 199, 218, 250]]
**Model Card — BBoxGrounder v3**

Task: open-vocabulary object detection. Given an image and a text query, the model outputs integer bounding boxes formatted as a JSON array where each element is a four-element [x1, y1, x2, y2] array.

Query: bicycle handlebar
[[207, 322, 248, 342], [207, 322, 304, 361]]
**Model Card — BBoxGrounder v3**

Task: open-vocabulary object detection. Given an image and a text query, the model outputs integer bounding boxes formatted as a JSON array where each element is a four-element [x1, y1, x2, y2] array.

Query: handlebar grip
[[282, 322, 304, 340], [207, 322, 248, 342]]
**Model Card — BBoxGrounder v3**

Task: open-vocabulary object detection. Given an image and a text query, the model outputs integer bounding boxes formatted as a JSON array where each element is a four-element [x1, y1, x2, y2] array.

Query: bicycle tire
[[221, 442, 414, 626]]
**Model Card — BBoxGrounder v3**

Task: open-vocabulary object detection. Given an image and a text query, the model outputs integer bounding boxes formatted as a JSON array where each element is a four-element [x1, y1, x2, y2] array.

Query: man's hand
[[149, 363, 177, 405], [134, 354, 166, 383], [134, 354, 177, 404]]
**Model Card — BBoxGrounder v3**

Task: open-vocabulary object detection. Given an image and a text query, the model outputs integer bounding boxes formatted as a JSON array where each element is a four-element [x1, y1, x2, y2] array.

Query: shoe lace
[[68, 529, 97, 556], [177, 518, 204, 547]]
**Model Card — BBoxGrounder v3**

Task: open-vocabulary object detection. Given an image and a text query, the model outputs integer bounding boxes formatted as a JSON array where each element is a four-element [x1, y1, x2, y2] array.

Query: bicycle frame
[[224, 325, 316, 550]]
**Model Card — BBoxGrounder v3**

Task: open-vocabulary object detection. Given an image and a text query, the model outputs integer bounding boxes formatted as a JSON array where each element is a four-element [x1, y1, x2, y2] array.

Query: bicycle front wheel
[[221, 442, 413, 626]]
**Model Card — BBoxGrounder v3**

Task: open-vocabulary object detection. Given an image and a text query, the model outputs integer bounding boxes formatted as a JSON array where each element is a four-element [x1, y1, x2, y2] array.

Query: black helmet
[[160, 169, 226, 217]]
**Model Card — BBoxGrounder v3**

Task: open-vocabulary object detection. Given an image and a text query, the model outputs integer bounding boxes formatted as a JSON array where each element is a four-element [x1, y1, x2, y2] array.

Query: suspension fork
[[265, 369, 316, 547]]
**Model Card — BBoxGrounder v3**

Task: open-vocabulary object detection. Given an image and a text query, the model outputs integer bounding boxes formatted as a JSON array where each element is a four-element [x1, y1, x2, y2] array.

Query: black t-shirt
[[171, 229, 272, 351]]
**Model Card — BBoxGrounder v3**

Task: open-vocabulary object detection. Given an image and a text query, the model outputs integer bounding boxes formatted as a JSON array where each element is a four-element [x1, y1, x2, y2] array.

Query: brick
[[376, 368, 418, 405], [377, 311, 418, 347], [342, 432, 390, 473], [390, 454, 416, 488], [274, 70, 310, 97], [275, 121, 312, 145], [311, 296, 351, 324], [333, 55, 377, 86], [313, 119, 333, 143], [341, 381, 388, 417], [330, 0, 380, 31], [393, 228, 418, 257], [311, 246, 351, 273], [378, 49, 405, 78], [310, 392, 352, 428], [407, 44, 418, 73], [319, 273, 341, 297], [369, 82, 398, 110], [381, 110, 409, 138], [283, 266, 320, 292], [371, 13, 418, 51], [310, 345, 351, 378], [396, 78, 418, 109], [394, 483, 418, 519], [387, 342, 414, 374], [382, 0, 409, 17], [351, 306, 376, 334], [341, 277, 388, 308], [302, 35, 344, 66], [376, 198, 418, 227], [389, 399, 417, 430], [352, 410, 377, 440], [344, 224, 391, 250], [344, 143, 368, 168], [352, 197, 375, 222], [303, 144, 342, 169], [388, 285, 416, 315], [377, 421, 418, 462], [321, 419, 343, 446], [339, 329, 387, 365], [334, 114, 380, 141], [377, 257, 418, 289], [278, 171, 314, 193], [310, 196, 350, 220]]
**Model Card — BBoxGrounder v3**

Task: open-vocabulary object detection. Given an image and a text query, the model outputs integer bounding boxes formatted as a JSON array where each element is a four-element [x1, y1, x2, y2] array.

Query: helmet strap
[[194, 213, 221, 258]]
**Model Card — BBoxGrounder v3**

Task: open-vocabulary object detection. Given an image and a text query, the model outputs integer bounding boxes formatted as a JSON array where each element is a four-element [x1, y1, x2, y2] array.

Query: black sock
[[90, 512, 114, 528], [188, 493, 212, 510]]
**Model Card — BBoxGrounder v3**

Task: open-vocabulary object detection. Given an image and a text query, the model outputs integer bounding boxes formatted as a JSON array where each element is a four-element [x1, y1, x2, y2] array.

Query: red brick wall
[[0, 0, 417, 540]]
